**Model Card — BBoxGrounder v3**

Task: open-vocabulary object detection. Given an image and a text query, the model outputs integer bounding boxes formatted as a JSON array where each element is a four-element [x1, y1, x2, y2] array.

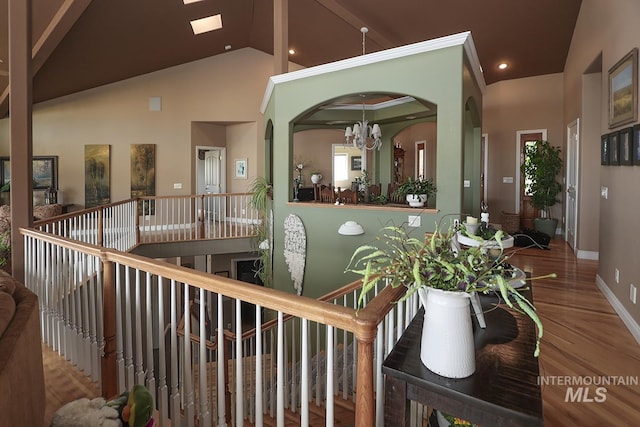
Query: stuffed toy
[[51, 384, 154, 427]]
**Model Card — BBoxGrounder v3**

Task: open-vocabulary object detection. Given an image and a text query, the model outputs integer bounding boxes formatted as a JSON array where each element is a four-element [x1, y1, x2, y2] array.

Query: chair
[[315, 184, 336, 203], [387, 183, 404, 204], [337, 187, 358, 205], [368, 184, 382, 199]]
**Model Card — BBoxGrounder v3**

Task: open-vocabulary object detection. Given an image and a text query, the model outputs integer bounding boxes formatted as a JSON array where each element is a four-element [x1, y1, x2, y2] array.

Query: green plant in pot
[[346, 223, 550, 378], [520, 140, 563, 238], [395, 176, 436, 208], [249, 176, 273, 287]]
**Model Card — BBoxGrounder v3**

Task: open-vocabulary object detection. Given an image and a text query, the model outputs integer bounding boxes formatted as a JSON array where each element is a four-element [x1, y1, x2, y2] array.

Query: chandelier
[[344, 105, 382, 151], [344, 27, 382, 151]]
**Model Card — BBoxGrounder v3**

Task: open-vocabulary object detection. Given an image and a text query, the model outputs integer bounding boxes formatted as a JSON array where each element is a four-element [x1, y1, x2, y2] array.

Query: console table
[[382, 288, 543, 426]]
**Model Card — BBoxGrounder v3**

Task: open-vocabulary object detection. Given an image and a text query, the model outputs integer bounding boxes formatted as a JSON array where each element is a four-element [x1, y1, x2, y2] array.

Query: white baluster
[[183, 284, 195, 427], [326, 325, 334, 427], [277, 312, 284, 427], [301, 318, 309, 427], [217, 293, 226, 426], [169, 280, 181, 425], [145, 272, 156, 405]]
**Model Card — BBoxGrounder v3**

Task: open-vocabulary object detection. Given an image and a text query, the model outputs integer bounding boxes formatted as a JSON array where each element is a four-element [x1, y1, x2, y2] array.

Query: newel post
[[355, 324, 376, 426], [101, 259, 117, 398]]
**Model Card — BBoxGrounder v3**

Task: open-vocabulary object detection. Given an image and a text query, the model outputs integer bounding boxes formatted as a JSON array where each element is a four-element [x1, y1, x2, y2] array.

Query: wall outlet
[[173, 183, 182, 189], [463, 180, 471, 188], [615, 268, 620, 284], [631, 284, 637, 304], [502, 176, 514, 184], [408, 215, 421, 227]]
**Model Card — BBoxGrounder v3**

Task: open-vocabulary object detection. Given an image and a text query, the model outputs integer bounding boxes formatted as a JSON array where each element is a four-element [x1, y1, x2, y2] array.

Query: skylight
[[190, 14, 223, 35]]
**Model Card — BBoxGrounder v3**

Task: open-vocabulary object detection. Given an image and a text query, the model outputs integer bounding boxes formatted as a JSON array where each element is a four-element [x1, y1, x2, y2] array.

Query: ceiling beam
[[0, 0, 91, 118], [314, 0, 396, 49]]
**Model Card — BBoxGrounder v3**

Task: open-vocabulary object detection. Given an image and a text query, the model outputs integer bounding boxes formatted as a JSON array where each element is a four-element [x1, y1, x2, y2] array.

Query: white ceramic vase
[[311, 174, 322, 184], [417, 287, 476, 378], [406, 194, 427, 207]]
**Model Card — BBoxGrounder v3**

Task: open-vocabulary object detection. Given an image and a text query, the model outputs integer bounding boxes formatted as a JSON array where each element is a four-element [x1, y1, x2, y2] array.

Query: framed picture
[[0, 155, 58, 190], [234, 158, 247, 179], [619, 127, 633, 165], [609, 132, 620, 165], [608, 48, 638, 128], [634, 124, 640, 165], [600, 134, 609, 165], [351, 155, 362, 171]]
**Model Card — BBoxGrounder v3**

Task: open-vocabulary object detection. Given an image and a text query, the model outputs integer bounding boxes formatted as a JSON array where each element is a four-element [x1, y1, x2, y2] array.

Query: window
[[334, 153, 348, 181]]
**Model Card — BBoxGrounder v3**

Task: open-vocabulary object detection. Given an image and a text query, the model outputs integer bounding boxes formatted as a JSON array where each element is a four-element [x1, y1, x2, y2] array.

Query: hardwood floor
[[41, 238, 640, 426]]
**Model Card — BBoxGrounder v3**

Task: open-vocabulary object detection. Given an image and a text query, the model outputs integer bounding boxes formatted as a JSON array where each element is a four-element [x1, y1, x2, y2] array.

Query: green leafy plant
[[520, 140, 563, 219], [0, 231, 10, 270], [395, 176, 436, 198], [249, 177, 272, 287], [345, 223, 554, 357]]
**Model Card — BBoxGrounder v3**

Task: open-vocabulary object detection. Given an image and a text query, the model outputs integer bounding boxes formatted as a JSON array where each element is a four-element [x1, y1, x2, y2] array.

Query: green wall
[[263, 39, 483, 298]]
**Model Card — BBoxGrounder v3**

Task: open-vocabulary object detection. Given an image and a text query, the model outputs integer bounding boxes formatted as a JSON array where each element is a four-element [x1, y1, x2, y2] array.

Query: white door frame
[[515, 129, 547, 213], [195, 145, 226, 195], [565, 119, 579, 250], [414, 140, 426, 178], [482, 133, 488, 202]]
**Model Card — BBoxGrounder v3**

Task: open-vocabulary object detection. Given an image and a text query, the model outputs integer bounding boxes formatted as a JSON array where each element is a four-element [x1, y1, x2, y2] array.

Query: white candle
[[466, 216, 478, 224]]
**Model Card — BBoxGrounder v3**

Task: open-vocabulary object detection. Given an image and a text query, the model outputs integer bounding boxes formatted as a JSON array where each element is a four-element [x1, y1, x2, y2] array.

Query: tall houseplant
[[249, 176, 273, 287], [346, 224, 550, 378], [520, 140, 563, 237]]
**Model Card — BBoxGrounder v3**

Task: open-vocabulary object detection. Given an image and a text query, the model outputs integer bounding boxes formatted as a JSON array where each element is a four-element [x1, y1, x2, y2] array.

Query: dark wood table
[[382, 288, 543, 426]]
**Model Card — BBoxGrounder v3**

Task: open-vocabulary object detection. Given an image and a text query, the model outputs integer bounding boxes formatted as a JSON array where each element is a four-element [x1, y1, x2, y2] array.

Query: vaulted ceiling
[[0, 0, 582, 119]]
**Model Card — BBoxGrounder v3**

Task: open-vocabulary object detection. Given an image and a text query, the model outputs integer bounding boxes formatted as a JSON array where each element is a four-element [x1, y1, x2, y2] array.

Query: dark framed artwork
[[634, 124, 640, 165], [0, 155, 58, 190], [351, 155, 362, 171], [609, 48, 638, 128], [85, 145, 111, 208], [601, 134, 609, 165], [619, 127, 633, 165], [609, 132, 620, 165]]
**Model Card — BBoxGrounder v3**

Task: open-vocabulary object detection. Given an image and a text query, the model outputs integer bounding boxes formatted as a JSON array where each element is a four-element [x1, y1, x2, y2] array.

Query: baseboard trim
[[596, 274, 640, 346], [576, 250, 599, 260]]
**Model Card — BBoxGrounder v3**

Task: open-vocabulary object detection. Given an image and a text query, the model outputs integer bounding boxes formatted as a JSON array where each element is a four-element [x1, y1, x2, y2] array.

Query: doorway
[[516, 129, 547, 230], [195, 146, 226, 220], [565, 119, 579, 251]]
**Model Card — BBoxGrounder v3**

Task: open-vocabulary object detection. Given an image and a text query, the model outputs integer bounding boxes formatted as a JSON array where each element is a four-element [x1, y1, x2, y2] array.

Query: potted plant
[[395, 176, 436, 207], [346, 224, 551, 378], [310, 170, 323, 184], [249, 176, 273, 287], [520, 140, 563, 237]]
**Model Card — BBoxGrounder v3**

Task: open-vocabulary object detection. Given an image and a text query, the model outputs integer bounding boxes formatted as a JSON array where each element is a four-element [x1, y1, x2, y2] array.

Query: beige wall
[[0, 48, 277, 207], [564, 0, 640, 324], [482, 73, 565, 221]]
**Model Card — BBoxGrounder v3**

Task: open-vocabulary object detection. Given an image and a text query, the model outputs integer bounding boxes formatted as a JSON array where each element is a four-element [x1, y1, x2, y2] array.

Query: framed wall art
[[609, 131, 620, 165], [600, 133, 609, 165], [85, 145, 111, 208], [351, 155, 362, 171], [619, 126, 633, 165], [0, 156, 58, 190], [608, 48, 638, 128], [634, 124, 640, 165], [234, 158, 247, 179]]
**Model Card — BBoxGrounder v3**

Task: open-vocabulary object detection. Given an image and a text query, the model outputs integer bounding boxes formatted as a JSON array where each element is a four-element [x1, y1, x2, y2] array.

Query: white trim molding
[[260, 31, 485, 113], [596, 275, 640, 346]]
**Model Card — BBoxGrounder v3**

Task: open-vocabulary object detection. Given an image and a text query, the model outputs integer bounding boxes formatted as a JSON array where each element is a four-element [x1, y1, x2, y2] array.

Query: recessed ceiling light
[[190, 14, 223, 35], [498, 62, 508, 70], [183, 0, 204, 4], [288, 49, 296, 55]]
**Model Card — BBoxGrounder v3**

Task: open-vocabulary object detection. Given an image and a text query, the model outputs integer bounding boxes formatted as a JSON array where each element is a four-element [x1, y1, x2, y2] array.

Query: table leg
[[384, 375, 410, 426]]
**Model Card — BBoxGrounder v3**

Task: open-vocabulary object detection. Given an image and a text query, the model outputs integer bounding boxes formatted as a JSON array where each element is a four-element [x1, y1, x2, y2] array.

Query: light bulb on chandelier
[[344, 27, 382, 151]]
